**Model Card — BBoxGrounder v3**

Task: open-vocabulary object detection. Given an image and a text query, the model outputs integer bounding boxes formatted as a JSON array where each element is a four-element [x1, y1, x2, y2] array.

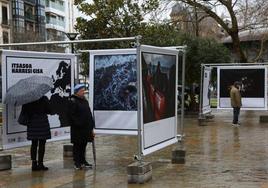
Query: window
[[24, 4, 35, 20], [12, 0, 24, 17], [2, 6, 8, 25], [37, 0, 46, 6]]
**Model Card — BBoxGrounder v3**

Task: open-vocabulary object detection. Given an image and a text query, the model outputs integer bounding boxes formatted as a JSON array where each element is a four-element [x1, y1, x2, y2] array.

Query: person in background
[[69, 84, 95, 170], [230, 81, 242, 127], [22, 96, 51, 171]]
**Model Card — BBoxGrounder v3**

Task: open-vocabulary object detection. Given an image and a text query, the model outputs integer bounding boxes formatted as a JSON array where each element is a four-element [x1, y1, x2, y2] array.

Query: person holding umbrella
[[22, 96, 52, 171], [5, 75, 54, 171], [69, 84, 95, 170]]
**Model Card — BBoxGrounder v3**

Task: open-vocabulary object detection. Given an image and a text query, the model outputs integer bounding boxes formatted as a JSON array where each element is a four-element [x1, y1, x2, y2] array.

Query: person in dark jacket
[[69, 84, 95, 170], [21, 96, 51, 171]]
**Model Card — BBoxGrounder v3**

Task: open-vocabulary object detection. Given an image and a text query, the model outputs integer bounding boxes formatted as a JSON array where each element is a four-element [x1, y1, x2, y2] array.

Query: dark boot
[[32, 160, 40, 171], [38, 162, 48, 171]]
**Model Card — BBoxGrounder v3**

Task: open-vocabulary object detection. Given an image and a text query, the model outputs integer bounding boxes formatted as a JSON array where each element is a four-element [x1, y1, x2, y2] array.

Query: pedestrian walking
[[69, 84, 95, 170], [230, 81, 242, 126], [21, 96, 52, 171]]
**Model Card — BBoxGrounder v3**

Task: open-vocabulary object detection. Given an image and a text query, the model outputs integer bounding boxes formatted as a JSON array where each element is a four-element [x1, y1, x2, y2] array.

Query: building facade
[[45, 0, 66, 41], [0, 0, 76, 52], [0, 0, 11, 44], [45, 0, 77, 52], [222, 28, 268, 63], [11, 0, 46, 44]]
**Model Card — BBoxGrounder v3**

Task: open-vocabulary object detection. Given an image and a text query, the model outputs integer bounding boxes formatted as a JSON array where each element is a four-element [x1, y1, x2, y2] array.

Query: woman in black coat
[[21, 96, 51, 171], [69, 84, 95, 170]]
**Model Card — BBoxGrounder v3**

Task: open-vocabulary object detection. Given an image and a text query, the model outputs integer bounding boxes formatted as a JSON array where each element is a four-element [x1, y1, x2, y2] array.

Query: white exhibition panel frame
[[1, 50, 75, 149], [202, 66, 212, 114], [217, 65, 267, 110], [89, 49, 138, 135], [139, 45, 178, 156]]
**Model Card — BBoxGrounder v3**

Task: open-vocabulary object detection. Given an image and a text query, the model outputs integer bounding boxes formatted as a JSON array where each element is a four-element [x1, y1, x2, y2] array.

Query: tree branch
[[231, 0, 239, 8], [178, 0, 231, 34], [251, 33, 268, 63]]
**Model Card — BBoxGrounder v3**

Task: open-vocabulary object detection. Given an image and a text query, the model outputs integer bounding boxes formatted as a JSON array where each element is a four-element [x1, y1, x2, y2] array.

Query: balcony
[[1, 19, 10, 27], [46, 1, 65, 12], [25, 13, 36, 22], [45, 8, 65, 18], [46, 18, 65, 32], [24, 0, 36, 5]]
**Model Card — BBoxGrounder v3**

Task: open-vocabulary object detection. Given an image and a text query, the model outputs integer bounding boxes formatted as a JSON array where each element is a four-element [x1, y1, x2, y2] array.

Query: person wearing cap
[[69, 84, 95, 169], [230, 81, 242, 126]]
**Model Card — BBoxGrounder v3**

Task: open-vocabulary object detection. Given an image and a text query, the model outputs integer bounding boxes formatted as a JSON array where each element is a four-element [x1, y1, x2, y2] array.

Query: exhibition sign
[[1, 50, 75, 149], [139, 45, 178, 155], [89, 46, 181, 155], [202, 66, 212, 114], [89, 49, 138, 135], [217, 66, 267, 110]]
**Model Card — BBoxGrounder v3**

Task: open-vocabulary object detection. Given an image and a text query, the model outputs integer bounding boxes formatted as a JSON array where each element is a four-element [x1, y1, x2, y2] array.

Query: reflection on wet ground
[[1, 109, 268, 187]]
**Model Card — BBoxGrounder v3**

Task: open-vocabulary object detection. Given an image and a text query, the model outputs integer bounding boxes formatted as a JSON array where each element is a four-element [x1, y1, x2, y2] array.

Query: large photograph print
[[2, 50, 74, 149], [202, 67, 212, 114], [89, 49, 138, 135], [94, 54, 137, 111], [218, 66, 267, 109], [140, 45, 178, 156], [142, 52, 176, 123]]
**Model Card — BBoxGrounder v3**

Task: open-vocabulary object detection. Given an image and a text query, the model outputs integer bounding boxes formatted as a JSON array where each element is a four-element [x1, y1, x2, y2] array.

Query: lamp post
[[65, 32, 79, 84], [65, 32, 78, 53]]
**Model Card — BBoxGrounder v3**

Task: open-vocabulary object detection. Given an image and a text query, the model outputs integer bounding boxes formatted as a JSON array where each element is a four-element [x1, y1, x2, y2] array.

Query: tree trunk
[[231, 34, 248, 63]]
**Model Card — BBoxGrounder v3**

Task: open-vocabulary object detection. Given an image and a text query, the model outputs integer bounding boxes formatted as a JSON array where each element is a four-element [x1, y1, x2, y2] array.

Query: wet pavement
[[1, 109, 268, 187]]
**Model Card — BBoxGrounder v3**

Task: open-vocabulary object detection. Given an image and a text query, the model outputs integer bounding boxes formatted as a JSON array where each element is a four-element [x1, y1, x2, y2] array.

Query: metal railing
[[46, 0, 65, 12], [46, 18, 65, 27]]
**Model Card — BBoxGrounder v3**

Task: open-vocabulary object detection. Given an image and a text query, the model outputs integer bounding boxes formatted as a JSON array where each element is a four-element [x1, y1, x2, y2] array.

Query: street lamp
[[65, 32, 78, 53]]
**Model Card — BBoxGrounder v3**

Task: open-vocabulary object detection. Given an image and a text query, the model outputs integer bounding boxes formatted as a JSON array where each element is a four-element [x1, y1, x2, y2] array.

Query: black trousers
[[233, 107, 240, 124], [73, 142, 88, 164], [31, 139, 46, 162]]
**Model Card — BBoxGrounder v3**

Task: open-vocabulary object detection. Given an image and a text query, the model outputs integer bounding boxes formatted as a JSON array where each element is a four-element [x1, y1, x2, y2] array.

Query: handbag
[[18, 107, 29, 126]]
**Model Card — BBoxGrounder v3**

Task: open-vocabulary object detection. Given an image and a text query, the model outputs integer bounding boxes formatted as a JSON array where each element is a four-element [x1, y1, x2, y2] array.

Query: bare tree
[[172, 0, 248, 62], [171, 0, 268, 62], [236, 0, 268, 30]]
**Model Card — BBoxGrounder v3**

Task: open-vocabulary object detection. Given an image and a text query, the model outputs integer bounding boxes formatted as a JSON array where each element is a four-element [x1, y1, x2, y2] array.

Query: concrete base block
[[259, 115, 268, 123], [63, 145, 73, 158], [127, 162, 152, 184], [128, 170, 152, 184], [172, 148, 186, 164], [0, 155, 11, 170]]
